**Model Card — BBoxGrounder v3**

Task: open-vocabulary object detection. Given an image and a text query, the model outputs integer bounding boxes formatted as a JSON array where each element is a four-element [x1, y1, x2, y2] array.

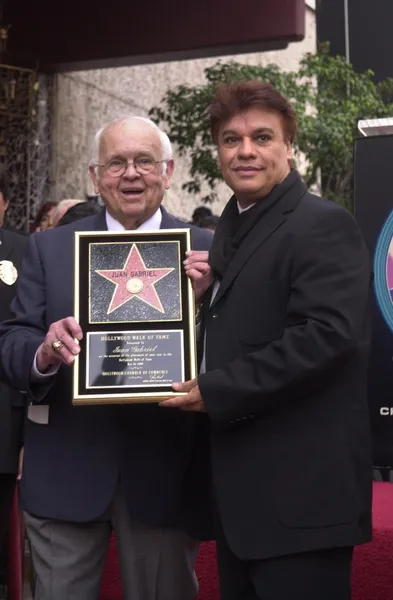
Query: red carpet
[[352, 482, 393, 600], [99, 482, 393, 600]]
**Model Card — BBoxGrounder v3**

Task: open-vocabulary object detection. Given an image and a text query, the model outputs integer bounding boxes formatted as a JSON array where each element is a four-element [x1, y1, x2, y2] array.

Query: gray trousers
[[24, 485, 199, 600]]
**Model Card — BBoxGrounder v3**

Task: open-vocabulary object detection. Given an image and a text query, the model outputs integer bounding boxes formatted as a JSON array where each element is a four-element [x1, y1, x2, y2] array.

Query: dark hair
[[192, 205, 213, 226], [56, 201, 101, 227], [0, 166, 10, 203], [30, 201, 57, 232], [199, 215, 219, 231], [209, 81, 298, 144]]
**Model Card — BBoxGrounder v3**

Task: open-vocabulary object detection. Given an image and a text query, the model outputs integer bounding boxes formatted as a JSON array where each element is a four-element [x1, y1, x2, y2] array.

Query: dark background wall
[[317, 0, 393, 81], [3, 0, 305, 72]]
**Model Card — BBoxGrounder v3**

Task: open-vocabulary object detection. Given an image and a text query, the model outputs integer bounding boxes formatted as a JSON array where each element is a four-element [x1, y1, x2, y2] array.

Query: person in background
[[56, 201, 101, 227], [199, 215, 219, 233], [0, 168, 28, 598], [162, 81, 373, 600], [0, 116, 212, 600], [30, 201, 57, 233], [52, 199, 86, 227], [191, 205, 212, 226]]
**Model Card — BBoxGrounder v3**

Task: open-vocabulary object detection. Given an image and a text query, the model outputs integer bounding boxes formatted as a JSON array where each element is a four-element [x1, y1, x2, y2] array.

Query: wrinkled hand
[[36, 317, 83, 373], [159, 378, 205, 412], [184, 251, 214, 302]]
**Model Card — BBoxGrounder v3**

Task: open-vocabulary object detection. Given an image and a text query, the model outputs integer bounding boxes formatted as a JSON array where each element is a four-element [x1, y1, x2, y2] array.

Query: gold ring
[[52, 339, 64, 353]]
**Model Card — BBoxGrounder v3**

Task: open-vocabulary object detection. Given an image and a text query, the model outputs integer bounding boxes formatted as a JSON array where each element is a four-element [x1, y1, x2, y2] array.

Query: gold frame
[[73, 229, 197, 404]]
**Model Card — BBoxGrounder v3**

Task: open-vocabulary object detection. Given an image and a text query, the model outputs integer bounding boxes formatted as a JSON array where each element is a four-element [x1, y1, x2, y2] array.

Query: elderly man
[[0, 116, 212, 600], [163, 81, 373, 600]]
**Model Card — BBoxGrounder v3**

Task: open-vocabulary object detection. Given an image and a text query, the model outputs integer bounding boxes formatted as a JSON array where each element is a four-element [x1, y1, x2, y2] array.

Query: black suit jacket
[[199, 184, 373, 560], [0, 208, 214, 537], [0, 228, 28, 473]]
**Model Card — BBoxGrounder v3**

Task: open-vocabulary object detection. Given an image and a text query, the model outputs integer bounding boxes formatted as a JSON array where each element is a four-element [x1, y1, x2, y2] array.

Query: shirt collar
[[105, 207, 162, 232], [237, 201, 256, 214]]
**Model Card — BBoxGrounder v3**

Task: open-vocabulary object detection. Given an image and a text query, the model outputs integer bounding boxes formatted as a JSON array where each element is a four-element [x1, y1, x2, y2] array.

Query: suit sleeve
[[0, 234, 55, 401], [199, 205, 371, 424]]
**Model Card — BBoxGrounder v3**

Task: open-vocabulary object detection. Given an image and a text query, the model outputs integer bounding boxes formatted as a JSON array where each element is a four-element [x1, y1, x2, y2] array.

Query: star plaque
[[73, 230, 197, 405], [95, 244, 174, 315]]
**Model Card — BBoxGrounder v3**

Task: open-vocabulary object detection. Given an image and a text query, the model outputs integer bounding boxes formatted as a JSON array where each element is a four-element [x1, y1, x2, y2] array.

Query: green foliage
[[149, 45, 393, 209]]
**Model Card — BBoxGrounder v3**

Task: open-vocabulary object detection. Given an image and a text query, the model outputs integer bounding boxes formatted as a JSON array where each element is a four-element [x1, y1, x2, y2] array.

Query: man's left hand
[[159, 378, 205, 412]]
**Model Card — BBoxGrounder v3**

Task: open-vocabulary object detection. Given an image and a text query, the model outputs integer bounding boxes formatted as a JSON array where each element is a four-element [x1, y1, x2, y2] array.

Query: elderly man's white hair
[[90, 116, 173, 175]]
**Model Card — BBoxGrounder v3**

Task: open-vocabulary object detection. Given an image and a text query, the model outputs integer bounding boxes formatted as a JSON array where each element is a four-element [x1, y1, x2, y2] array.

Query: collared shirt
[[105, 207, 162, 232]]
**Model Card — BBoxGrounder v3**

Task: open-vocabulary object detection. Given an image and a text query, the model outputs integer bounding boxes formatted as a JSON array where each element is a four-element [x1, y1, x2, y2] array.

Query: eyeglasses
[[96, 158, 166, 177]]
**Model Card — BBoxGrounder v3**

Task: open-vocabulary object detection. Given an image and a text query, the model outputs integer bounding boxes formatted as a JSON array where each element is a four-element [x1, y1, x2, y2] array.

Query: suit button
[[248, 414, 255, 419]]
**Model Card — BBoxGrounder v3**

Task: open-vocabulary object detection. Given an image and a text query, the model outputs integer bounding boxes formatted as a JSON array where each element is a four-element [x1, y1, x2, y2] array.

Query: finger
[[185, 252, 209, 262], [172, 379, 197, 392], [55, 328, 81, 355], [63, 317, 83, 340], [185, 250, 209, 259], [159, 395, 194, 408], [186, 268, 211, 282], [184, 261, 211, 273], [48, 330, 80, 365]]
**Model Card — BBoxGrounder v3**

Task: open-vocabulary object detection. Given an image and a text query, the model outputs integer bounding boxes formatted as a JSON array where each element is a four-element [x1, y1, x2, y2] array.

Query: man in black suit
[[162, 81, 372, 600], [0, 117, 212, 600], [0, 169, 28, 594]]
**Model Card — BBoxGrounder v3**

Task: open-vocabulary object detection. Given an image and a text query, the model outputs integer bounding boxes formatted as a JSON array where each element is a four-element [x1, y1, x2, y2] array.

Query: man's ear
[[89, 166, 100, 195], [164, 159, 175, 190]]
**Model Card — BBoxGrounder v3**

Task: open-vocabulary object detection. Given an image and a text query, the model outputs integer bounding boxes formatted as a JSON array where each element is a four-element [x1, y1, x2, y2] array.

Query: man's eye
[[257, 135, 270, 142], [108, 160, 124, 168], [224, 137, 238, 144], [137, 158, 153, 166]]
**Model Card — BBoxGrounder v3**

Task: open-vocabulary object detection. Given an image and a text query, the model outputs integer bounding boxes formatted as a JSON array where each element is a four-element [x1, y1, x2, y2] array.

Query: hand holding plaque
[[36, 316, 82, 372]]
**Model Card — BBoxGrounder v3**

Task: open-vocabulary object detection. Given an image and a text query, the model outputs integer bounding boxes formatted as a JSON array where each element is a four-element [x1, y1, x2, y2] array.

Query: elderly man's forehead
[[100, 120, 161, 152]]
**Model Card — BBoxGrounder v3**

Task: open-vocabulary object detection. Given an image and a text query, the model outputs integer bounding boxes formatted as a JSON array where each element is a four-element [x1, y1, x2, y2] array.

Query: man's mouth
[[233, 166, 262, 172], [120, 188, 144, 197]]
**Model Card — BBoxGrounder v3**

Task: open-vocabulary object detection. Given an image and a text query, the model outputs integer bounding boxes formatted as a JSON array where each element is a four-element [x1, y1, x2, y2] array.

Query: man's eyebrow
[[221, 129, 239, 136], [220, 127, 275, 136], [253, 127, 274, 135]]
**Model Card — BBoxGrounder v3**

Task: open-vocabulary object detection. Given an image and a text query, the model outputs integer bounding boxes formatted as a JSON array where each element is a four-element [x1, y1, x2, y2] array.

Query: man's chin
[[234, 183, 264, 199]]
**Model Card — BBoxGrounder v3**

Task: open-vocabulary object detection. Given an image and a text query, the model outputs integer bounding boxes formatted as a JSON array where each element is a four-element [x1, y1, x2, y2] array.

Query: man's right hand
[[36, 317, 83, 373]]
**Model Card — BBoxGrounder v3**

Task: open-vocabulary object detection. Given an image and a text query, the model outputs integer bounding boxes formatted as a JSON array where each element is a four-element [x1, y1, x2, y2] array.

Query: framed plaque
[[73, 229, 197, 404]]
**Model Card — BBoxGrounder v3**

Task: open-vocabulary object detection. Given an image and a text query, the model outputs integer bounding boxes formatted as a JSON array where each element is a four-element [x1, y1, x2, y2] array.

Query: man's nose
[[123, 161, 140, 178], [238, 138, 256, 157]]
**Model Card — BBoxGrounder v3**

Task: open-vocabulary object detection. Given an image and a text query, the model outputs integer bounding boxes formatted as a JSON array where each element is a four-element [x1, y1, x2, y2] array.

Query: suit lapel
[[211, 211, 287, 307], [211, 180, 307, 308], [91, 209, 108, 231], [160, 207, 177, 229]]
